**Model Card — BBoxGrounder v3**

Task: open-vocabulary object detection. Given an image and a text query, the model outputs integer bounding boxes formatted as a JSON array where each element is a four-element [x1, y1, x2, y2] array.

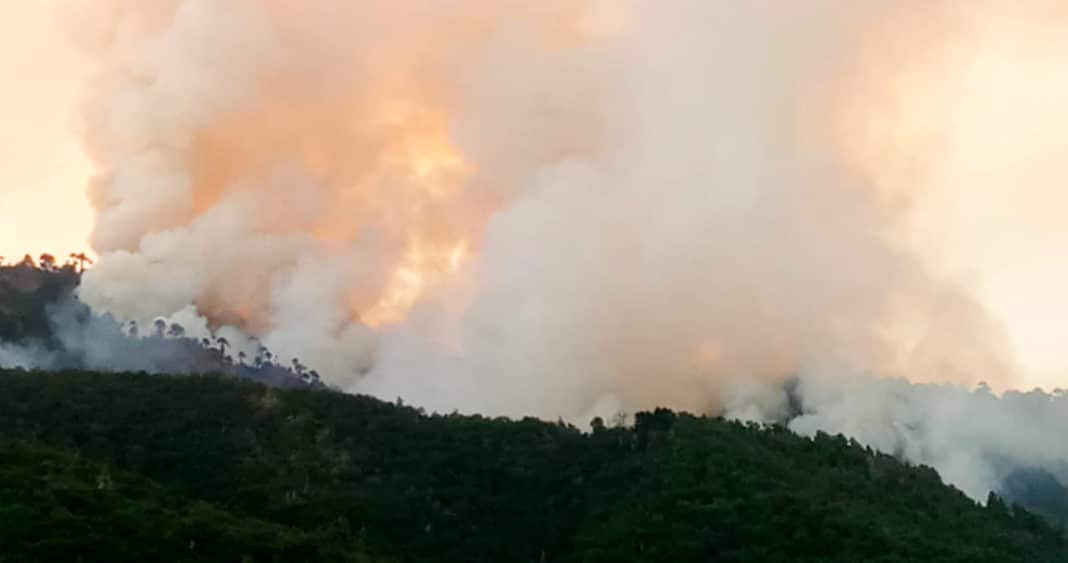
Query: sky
[[3, 2, 1068, 392], [910, 24, 1068, 389], [0, 2, 94, 262]]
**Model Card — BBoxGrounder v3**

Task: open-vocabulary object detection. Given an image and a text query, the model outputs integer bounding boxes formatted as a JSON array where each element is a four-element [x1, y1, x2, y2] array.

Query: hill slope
[[0, 369, 1063, 562], [0, 439, 385, 562]]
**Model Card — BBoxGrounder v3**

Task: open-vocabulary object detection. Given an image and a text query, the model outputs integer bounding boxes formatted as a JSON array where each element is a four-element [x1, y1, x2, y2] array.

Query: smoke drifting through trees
[[0, 261, 314, 387], [4, 259, 1068, 508], [45, 0, 1068, 502]]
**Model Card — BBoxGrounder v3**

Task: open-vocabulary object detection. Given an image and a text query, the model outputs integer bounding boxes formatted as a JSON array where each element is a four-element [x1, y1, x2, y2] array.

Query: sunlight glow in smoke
[[363, 238, 471, 327]]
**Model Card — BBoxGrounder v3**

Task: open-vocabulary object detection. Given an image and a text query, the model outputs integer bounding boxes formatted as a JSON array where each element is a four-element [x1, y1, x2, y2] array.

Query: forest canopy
[[0, 369, 1064, 562]]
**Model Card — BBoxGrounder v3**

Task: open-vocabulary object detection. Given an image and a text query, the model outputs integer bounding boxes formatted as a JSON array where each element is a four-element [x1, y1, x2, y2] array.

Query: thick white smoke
[[63, 0, 1067, 499], [787, 376, 1068, 501]]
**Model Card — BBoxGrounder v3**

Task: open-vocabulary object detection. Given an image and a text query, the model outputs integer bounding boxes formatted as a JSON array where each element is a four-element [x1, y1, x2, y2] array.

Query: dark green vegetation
[[0, 255, 81, 342], [1000, 466, 1068, 527], [0, 440, 381, 562], [0, 370, 1064, 562]]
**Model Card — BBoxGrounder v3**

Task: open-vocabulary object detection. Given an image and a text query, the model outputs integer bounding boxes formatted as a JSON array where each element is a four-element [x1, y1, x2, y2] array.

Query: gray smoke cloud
[[0, 342, 48, 370], [59, 0, 1068, 501], [718, 372, 1068, 501], [0, 288, 312, 389], [0, 298, 199, 373]]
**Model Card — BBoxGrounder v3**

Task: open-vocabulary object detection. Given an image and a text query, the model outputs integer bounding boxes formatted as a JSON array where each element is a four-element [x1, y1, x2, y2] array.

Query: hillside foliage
[[0, 369, 1063, 562], [0, 439, 384, 562]]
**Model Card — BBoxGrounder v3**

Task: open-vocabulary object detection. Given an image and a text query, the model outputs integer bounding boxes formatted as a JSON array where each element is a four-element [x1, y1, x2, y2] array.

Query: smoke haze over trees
[[0, 258, 317, 388], [36, 0, 1068, 506], [4, 1, 1068, 559], [4, 256, 1068, 520], [3, 3, 1068, 551]]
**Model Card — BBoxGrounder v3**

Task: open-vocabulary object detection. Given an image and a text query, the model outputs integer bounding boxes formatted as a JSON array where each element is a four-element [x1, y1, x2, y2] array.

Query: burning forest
[[4, 2, 1068, 559]]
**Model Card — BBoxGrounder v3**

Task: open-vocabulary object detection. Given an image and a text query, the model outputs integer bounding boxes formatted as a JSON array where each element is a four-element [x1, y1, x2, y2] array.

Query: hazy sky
[[0, 2, 93, 261]]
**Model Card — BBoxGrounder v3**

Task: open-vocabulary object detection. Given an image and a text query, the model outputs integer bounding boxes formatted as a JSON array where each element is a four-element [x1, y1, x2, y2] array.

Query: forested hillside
[[0, 369, 1063, 562], [0, 440, 384, 562]]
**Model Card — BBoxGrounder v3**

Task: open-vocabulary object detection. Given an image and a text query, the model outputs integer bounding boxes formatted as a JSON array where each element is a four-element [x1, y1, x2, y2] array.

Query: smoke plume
[[60, 1, 1068, 499]]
